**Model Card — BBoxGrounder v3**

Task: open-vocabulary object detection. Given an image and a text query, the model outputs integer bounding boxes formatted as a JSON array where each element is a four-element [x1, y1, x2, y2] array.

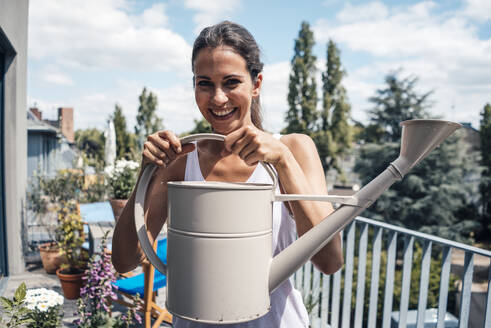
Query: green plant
[[105, 159, 139, 199], [56, 200, 87, 273], [0, 282, 35, 327], [25, 288, 64, 328], [74, 232, 142, 327]]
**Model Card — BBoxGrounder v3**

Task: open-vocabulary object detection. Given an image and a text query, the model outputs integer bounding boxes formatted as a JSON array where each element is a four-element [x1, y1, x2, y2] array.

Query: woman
[[112, 21, 343, 327]]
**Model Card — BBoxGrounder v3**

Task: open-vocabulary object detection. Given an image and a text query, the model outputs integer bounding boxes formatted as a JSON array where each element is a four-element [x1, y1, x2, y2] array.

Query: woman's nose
[[212, 88, 228, 106]]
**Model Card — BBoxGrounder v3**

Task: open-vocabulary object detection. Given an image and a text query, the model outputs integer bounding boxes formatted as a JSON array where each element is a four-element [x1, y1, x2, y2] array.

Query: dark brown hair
[[192, 21, 264, 130]]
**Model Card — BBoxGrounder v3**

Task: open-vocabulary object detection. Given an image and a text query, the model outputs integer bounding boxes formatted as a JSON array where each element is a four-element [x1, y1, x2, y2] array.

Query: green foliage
[[367, 72, 432, 143], [56, 200, 87, 272], [478, 103, 491, 241], [283, 21, 318, 135], [34, 169, 106, 205], [105, 160, 139, 199], [185, 118, 213, 135], [75, 128, 106, 168], [113, 104, 139, 161], [0, 283, 36, 327], [135, 87, 163, 148], [317, 39, 352, 172], [355, 130, 480, 243]]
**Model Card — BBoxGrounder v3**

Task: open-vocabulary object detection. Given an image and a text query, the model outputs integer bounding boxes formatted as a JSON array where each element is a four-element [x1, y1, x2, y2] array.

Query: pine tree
[[113, 104, 138, 160], [283, 21, 318, 135], [479, 103, 491, 241], [135, 87, 163, 147], [368, 73, 431, 143], [316, 40, 352, 172], [354, 75, 480, 242]]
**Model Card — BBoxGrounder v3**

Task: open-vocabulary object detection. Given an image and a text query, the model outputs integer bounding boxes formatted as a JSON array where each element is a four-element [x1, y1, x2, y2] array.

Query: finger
[[179, 143, 196, 156], [145, 142, 172, 164], [224, 127, 247, 152], [142, 148, 166, 167], [230, 128, 257, 155], [148, 134, 177, 161], [239, 142, 259, 161], [159, 130, 182, 154], [243, 151, 261, 166]]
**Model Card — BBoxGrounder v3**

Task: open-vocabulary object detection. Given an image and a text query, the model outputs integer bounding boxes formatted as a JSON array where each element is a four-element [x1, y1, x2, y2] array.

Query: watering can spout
[[268, 119, 461, 293]]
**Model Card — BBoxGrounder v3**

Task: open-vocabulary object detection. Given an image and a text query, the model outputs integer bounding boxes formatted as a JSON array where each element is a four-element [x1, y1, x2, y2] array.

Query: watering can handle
[[134, 133, 278, 275]]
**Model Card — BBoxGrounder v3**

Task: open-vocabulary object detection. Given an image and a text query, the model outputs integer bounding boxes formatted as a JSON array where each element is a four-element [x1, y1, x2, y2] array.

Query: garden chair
[[113, 238, 172, 327]]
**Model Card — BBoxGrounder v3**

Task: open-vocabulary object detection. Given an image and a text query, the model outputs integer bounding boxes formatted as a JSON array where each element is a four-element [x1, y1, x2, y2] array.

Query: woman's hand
[[223, 125, 290, 167], [142, 130, 195, 167]]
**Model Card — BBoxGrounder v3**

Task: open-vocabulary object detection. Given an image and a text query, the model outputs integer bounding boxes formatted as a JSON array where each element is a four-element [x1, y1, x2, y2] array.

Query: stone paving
[[3, 262, 171, 327]]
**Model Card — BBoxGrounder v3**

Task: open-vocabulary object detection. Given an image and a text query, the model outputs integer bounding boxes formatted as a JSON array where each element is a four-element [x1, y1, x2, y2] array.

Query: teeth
[[212, 108, 235, 117]]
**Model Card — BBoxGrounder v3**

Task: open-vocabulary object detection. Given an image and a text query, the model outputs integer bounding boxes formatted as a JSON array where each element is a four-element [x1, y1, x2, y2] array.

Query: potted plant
[[105, 159, 139, 220], [74, 232, 142, 327], [55, 200, 88, 300], [25, 288, 64, 327]]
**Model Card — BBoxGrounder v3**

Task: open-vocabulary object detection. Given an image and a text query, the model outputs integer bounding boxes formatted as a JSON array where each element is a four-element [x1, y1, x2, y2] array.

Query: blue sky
[[28, 0, 491, 134]]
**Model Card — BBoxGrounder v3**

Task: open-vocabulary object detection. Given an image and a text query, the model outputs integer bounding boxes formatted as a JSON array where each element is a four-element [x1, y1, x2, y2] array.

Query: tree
[[134, 87, 163, 147], [182, 118, 212, 136], [354, 75, 480, 242], [354, 130, 479, 243], [74, 128, 105, 168], [283, 21, 318, 135], [478, 103, 491, 241], [368, 72, 432, 143], [113, 104, 138, 160], [315, 40, 352, 172]]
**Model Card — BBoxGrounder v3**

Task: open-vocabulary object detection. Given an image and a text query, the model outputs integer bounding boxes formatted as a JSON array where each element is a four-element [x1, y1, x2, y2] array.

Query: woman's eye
[[197, 80, 212, 87], [225, 79, 241, 87]]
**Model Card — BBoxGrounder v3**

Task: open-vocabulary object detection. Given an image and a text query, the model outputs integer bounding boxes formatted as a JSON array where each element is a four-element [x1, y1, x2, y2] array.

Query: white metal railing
[[294, 216, 491, 328]]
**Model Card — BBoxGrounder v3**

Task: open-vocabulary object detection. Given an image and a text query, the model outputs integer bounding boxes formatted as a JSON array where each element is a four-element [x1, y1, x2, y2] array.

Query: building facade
[[0, 0, 29, 289]]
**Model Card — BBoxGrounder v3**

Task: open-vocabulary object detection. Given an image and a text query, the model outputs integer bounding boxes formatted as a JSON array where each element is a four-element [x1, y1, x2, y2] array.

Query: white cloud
[[462, 0, 491, 22], [41, 72, 75, 86], [183, 0, 242, 34], [261, 61, 290, 133], [29, 0, 191, 72], [336, 1, 389, 22], [313, 1, 491, 128]]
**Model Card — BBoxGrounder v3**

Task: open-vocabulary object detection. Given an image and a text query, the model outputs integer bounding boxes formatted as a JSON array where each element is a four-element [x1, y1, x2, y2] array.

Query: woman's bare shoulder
[[278, 133, 318, 162]]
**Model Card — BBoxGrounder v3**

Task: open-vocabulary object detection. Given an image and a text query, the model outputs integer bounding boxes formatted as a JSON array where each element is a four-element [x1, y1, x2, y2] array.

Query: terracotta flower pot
[[38, 242, 67, 274], [56, 268, 85, 300], [109, 198, 128, 221]]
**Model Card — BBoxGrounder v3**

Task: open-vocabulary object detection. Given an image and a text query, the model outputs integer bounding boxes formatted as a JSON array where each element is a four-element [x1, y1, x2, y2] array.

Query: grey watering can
[[134, 119, 461, 324]]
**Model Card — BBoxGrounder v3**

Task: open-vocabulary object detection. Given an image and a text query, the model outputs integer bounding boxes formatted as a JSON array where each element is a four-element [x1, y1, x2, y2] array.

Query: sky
[[28, 0, 491, 135]]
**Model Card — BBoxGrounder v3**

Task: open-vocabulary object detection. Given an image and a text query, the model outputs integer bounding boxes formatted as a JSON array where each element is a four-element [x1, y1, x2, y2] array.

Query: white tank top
[[173, 136, 310, 328]]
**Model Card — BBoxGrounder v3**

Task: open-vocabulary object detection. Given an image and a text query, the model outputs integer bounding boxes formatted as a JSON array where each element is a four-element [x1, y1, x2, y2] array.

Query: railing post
[[437, 246, 452, 328], [342, 222, 355, 328], [398, 235, 415, 328], [416, 240, 432, 328], [459, 252, 474, 328], [382, 230, 397, 328], [354, 223, 368, 328], [368, 226, 382, 328]]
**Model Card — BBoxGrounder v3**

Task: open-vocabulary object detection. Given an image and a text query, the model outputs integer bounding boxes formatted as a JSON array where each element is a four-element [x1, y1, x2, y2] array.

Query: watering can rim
[[400, 119, 462, 128], [168, 180, 274, 190]]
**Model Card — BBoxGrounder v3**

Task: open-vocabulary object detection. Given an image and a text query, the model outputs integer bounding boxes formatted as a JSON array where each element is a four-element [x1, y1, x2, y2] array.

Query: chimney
[[30, 107, 42, 120], [58, 107, 74, 143]]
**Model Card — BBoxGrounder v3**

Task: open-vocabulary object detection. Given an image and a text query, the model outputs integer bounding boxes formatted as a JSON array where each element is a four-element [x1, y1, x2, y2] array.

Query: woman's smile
[[193, 45, 262, 134]]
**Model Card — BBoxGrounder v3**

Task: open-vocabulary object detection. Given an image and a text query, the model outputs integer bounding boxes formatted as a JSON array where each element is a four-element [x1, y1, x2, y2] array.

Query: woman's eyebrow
[[223, 74, 243, 79], [195, 75, 210, 80]]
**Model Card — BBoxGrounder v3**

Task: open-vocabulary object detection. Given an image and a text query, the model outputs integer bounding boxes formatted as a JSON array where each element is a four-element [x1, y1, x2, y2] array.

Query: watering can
[[134, 119, 461, 324]]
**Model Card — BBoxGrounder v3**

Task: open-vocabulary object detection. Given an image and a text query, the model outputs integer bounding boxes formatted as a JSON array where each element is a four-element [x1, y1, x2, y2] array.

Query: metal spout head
[[393, 119, 461, 177]]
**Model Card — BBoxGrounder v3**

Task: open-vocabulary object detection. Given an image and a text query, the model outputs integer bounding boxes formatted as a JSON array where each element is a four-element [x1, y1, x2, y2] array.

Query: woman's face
[[193, 46, 262, 135]]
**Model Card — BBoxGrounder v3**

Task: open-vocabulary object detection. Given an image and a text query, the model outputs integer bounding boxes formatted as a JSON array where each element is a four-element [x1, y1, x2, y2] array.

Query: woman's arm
[[278, 133, 343, 274], [224, 126, 343, 275], [111, 130, 193, 273]]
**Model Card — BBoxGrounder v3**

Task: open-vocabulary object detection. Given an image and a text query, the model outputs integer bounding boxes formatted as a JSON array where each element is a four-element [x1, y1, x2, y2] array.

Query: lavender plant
[[74, 231, 142, 327]]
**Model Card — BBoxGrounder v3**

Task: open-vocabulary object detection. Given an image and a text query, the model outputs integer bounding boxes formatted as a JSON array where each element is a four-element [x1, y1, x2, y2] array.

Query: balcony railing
[[294, 216, 491, 328]]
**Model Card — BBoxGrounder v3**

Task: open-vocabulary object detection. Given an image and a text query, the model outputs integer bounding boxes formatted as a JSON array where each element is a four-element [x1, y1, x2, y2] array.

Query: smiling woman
[[112, 20, 343, 328]]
